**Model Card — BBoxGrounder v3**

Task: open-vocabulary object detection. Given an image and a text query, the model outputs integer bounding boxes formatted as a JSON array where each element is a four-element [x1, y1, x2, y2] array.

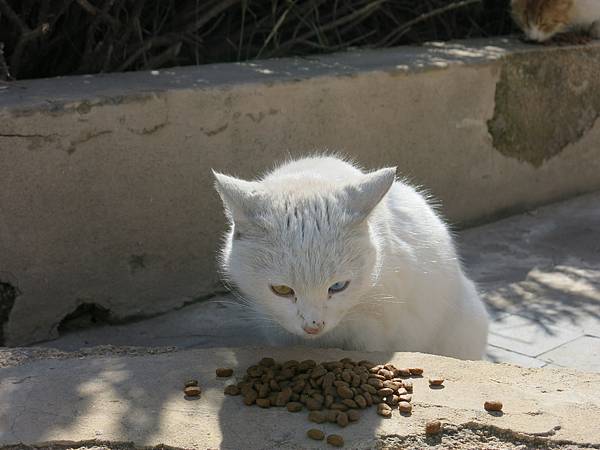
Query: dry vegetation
[[0, 0, 514, 81]]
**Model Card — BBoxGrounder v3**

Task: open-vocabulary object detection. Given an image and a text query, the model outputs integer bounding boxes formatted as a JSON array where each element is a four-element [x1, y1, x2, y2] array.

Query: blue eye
[[329, 281, 350, 294]]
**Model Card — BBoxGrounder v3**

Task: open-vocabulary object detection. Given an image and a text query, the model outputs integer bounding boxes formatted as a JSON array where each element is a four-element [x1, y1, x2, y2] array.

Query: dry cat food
[[484, 400, 503, 412], [425, 420, 442, 435], [326, 434, 345, 447], [428, 377, 444, 386], [184, 379, 199, 388], [307, 429, 325, 440], [183, 385, 201, 397], [216, 367, 234, 377], [223, 357, 431, 446]]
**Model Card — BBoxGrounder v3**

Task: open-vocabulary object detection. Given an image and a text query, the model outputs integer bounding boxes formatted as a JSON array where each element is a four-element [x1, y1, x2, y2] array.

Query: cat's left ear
[[212, 171, 264, 225], [343, 167, 396, 223]]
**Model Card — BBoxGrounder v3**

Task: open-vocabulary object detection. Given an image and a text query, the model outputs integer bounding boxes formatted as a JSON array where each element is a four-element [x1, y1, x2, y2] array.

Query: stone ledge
[[2, 37, 600, 346], [1, 346, 599, 449]]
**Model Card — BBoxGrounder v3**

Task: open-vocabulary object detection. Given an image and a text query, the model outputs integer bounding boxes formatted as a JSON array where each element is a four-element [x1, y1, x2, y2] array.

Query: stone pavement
[[2, 346, 600, 449], [36, 191, 600, 372]]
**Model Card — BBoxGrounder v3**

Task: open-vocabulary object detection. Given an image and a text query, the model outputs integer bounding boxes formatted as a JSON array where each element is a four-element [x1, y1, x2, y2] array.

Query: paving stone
[[539, 335, 600, 372], [488, 314, 584, 358], [485, 345, 546, 368]]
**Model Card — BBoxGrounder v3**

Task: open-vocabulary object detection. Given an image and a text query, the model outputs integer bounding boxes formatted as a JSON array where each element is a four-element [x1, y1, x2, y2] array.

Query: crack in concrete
[[202, 123, 228, 136], [67, 130, 112, 154], [379, 420, 600, 449]]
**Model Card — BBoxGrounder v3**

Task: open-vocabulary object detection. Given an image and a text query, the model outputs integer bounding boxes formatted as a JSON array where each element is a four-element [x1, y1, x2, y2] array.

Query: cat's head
[[213, 166, 395, 339], [511, 0, 574, 42]]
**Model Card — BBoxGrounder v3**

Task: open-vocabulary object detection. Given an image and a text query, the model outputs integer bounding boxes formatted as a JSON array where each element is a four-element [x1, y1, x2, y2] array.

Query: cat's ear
[[343, 167, 396, 223], [213, 171, 264, 224]]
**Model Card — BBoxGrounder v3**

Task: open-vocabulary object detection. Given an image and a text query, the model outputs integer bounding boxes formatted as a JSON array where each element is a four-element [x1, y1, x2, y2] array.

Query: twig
[[0, 0, 30, 33], [0, 42, 11, 81], [377, 0, 482, 47]]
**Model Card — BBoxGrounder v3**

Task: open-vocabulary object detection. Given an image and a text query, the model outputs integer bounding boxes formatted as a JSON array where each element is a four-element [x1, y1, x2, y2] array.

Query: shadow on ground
[[0, 347, 397, 449]]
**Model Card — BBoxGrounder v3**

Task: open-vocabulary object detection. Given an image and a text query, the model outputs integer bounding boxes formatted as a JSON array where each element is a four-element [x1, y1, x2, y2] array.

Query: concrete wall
[[1, 37, 600, 346]]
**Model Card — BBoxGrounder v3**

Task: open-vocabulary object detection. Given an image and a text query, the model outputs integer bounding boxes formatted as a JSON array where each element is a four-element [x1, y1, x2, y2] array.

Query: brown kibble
[[396, 387, 408, 396], [361, 383, 377, 394], [378, 369, 394, 379], [347, 409, 361, 422], [354, 394, 367, 409], [359, 360, 376, 368], [484, 400, 503, 412], [377, 387, 394, 397], [327, 434, 345, 447], [377, 403, 392, 417], [396, 368, 411, 377], [429, 377, 445, 386], [307, 429, 325, 441], [306, 398, 323, 411], [382, 380, 402, 391], [331, 402, 349, 411], [184, 386, 201, 397], [370, 364, 384, 373], [342, 398, 358, 409], [402, 380, 413, 392], [322, 372, 335, 389], [224, 385, 240, 396], [337, 385, 354, 399], [286, 401, 303, 412], [216, 367, 234, 377], [409, 368, 424, 376], [325, 409, 339, 423], [243, 388, 258, 405], [309, 411, 326, 423], [184, 379, 198, 388], [425, 420, 442, 435], [336, 412, 349, 427], [311, 365, 328, 379], [259, 357, 275, 367], [398, 401, 412, 413], [398, 394, 412, 403], [386, 395, 399, 407], [368, 377, 384, 389], [275, 387, 292, 406], [258, 383, 270, 398], [256, 398, 270, 408]]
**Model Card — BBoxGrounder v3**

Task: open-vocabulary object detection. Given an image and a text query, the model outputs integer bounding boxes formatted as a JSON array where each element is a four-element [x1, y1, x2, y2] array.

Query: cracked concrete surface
[[1, 346, 599, 449]]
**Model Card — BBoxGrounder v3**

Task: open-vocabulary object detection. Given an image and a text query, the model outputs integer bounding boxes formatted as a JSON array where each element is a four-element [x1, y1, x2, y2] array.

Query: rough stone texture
[[487, 46, 600, 167], [2, 38, 600, 346], [1, 346, 600, 449]]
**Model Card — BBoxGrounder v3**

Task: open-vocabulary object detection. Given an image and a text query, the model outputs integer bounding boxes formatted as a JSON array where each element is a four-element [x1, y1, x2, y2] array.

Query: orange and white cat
[[511, 0, 600, 42]]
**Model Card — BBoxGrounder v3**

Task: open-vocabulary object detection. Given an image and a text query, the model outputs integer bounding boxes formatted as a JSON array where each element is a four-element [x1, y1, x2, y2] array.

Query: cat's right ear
[[212, 171, 264, 224]]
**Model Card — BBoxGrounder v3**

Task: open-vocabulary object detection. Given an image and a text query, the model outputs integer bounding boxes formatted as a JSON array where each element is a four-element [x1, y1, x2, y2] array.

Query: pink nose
[[303, 326, 321, 335]]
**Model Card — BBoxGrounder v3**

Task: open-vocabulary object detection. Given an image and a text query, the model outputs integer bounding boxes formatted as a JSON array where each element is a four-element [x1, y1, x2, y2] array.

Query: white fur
[[213, 156, 489, 360]]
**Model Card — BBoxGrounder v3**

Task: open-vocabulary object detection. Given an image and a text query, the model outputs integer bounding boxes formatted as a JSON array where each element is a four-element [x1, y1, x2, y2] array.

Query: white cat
[[213, 156, 489, 359]]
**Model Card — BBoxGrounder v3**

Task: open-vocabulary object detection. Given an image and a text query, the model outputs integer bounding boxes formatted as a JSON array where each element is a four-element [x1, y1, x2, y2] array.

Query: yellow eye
[[271, 285, 294, 297]]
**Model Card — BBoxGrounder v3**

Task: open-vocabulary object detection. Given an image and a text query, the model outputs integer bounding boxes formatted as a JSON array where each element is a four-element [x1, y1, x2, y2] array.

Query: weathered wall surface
[[1, 38, 600, 346]]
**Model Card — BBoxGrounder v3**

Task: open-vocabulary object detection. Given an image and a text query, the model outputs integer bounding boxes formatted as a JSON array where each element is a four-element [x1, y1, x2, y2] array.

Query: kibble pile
[[183, 357, 504, 447], [223, 357, 425, 429]]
